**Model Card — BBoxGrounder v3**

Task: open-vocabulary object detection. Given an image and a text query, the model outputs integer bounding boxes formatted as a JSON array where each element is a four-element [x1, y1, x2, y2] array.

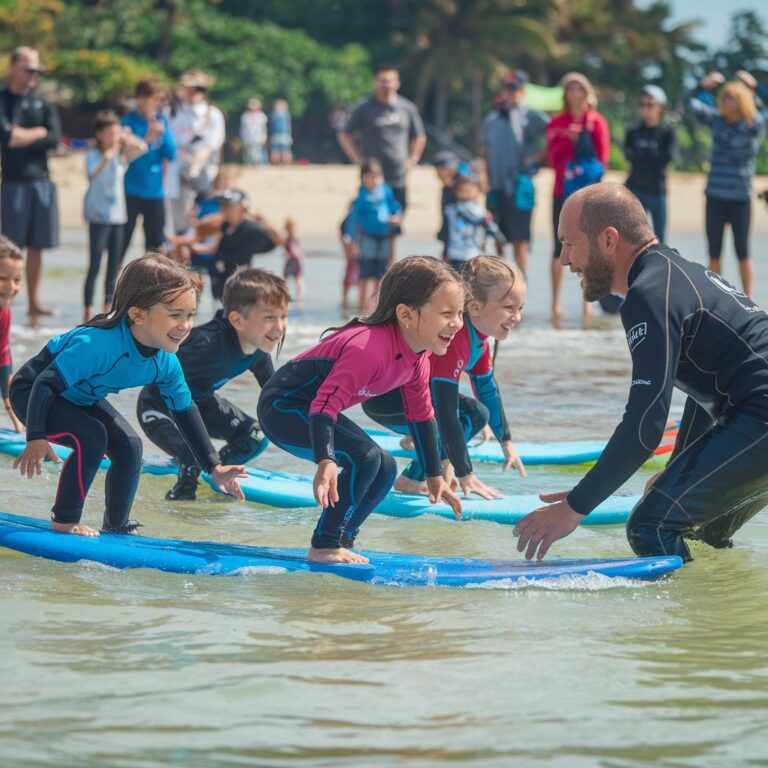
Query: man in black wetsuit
[[515, 182, 768, 563]]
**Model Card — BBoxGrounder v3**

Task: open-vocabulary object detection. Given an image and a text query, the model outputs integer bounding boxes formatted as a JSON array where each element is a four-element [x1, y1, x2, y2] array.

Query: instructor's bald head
[[563, 183, 654, 247]]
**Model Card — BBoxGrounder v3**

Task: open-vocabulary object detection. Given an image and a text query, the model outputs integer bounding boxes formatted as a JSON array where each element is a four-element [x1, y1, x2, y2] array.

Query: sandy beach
[[49, 153, 768, 240]]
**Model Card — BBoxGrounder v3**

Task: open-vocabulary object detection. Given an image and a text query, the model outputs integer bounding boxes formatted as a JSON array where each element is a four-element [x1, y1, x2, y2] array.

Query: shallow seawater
[[1, 230, 768, 767]]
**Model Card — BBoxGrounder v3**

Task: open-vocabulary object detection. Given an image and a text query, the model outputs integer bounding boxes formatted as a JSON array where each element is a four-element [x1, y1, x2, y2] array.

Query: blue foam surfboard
[[0, 512, 683, 587], [0, 430, 638, 526]]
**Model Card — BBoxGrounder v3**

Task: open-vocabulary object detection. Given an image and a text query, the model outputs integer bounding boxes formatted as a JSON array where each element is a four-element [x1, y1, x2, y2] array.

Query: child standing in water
[[257, 256, 463, 564], [10, 254, 245, 536], [138, 267, 289, 501], [282, 219, 306, 309], [83, 110, 147, 322], [0, 236, 24, 432], [364, 256, 527, 496]]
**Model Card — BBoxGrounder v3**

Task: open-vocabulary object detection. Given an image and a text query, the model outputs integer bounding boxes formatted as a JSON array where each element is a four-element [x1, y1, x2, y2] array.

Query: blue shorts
[[1, 179, 59, 249], [358, 234, 390, 280]]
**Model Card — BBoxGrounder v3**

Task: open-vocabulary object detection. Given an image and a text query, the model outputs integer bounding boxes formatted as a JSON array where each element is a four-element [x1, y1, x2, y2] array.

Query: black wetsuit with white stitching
[[569, 243, 768, 522]]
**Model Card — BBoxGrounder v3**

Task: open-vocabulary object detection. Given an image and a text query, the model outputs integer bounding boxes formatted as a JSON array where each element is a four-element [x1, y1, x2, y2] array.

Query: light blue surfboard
[[0, 512, 683, 587], [0, 430, 638, 526]]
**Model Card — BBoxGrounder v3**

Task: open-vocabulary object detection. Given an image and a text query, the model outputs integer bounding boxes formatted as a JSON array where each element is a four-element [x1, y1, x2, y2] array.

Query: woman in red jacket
[[546, 72, 610, 321]]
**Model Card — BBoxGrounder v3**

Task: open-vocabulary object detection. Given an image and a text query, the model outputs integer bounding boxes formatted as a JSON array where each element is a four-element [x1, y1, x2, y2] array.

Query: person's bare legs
[[511, 240, 529, 276], [357, 278, 369, 312], [709, 257, 722, 276], [27, 248, 53, 315], [738, 258, 755, 298], [294, 274, 305, 309], [551, 257, 564, 320]]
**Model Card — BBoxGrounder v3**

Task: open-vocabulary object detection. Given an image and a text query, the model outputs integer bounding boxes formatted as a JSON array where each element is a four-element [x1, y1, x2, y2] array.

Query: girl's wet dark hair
[[87, 253, 201, 329], [326, 256, 462, 335]]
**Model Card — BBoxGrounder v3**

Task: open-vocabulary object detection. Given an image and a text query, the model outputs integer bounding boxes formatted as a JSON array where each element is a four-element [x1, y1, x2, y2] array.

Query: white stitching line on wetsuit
[[636, 258, 672, 452], [654, 429, 768, 553]]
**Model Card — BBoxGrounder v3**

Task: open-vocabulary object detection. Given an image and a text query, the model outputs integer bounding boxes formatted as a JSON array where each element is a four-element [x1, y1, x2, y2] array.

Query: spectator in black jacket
[[0, 47, 61, 316]]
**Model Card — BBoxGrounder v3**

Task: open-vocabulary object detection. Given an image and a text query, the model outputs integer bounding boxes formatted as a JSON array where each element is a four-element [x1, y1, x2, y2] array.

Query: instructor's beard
[[581, 242, 615, 302]]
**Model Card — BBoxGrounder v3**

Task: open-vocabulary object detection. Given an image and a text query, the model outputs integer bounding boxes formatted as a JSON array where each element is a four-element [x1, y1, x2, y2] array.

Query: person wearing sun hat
[[624, 84, 677, 243]]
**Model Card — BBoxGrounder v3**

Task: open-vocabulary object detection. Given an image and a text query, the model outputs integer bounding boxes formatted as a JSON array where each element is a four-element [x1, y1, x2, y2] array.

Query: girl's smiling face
[[0, 257, 22, 307], [128, 288, 198, 353], [467, 280, 526, 341], [397, 280, 465, 355]]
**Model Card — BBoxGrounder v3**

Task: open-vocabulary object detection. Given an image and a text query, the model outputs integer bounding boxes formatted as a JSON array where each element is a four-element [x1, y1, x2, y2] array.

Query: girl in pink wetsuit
[[257, 256, 464, 564]]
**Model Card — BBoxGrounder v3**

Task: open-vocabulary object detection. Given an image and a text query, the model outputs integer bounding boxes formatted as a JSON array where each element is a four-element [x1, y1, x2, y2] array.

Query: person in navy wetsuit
[[10, 254, 245, 537], [363, 255, 527, 498], [257, 256, 463, 564], [514, 183, 768, 563], [138, 267, 289, 500]]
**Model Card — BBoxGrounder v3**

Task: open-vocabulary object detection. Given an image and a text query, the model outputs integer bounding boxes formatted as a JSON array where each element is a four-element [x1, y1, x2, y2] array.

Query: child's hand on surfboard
[[426, 475, 462, 519], [209, 464, 247, 500], [13, 439, 61, 478]]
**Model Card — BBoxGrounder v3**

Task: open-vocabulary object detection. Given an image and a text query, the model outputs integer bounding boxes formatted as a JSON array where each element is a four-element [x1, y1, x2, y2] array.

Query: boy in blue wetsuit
[[138, 267, 289, 500]]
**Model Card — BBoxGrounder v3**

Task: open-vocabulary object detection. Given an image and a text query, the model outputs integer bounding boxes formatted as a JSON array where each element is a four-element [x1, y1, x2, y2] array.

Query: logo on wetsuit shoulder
[[453, 359, 465, 378], [357, 387, 376, 398], [705, 270, 763, 314], [626, 322, 647, 352]]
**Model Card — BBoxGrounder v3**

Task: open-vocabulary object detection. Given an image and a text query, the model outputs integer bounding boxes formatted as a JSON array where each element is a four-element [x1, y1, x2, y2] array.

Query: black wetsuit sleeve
[[27, 101, 61, 153], [0, 363, 11, 399], [251, 354, 275, 388], [568, 266, 681, 515], [309, 412, 335, 463], [408, 418, 442, 477], [172, 404, 221, 472], [25, 364, 67, 441], [668, 396, 714, 461], [432, 379, 473, 477]]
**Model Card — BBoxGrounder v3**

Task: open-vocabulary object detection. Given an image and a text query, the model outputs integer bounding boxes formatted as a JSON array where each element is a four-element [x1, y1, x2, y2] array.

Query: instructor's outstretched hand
[[210, 463, 247, 500], [513, 491, 583, 560], [426, 475, 463, 519]]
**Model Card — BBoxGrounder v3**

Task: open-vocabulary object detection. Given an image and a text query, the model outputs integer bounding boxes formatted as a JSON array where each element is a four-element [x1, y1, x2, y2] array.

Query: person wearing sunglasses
[[0, 47, 61, 317], [624, 85, 677, 244]]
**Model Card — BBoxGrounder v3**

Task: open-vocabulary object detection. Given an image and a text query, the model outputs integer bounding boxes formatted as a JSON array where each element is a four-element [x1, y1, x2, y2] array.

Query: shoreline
[[49, 154, 768, 240]]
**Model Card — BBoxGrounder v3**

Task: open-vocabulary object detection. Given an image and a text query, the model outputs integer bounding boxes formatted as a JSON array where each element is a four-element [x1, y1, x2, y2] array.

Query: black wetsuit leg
[[259, 393, 397, 549], [363, 390, 489, 482], [10, 387, 141, 528], [626, 410, 768, 561], [138, 385, 266, 467]]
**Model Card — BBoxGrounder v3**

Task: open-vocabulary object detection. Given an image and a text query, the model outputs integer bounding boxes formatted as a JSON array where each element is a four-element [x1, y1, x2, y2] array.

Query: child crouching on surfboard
[[9, 254, 246, 536], [137, 267, 289, 501], [257, 255, 464, 564], [363, 255, 527, 497]]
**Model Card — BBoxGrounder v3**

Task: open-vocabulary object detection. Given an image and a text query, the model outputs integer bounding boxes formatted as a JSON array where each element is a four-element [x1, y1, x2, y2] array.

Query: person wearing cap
[[338, 63, 426, 212], [208, 189, 283, 300], [0, 46, 61, 316], [546, 72, 610, 321], [686, 71, 766, 298], [623, 85, 676, 243], [239, 98, 268, 165], [481, 70, 549, 275], [166, 69, 226, 235]]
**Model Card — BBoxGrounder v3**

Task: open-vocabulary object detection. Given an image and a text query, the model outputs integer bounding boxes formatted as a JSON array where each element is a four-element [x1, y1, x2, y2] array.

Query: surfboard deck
[[0, 512, 683, 587], [366, 427, 677, 465], [0, 429, 639, 525]]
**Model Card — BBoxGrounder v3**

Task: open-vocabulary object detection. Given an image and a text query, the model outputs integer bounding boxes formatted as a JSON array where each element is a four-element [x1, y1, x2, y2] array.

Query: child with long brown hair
[[257, 255, 463, 564], [10, 254, 245, 536]]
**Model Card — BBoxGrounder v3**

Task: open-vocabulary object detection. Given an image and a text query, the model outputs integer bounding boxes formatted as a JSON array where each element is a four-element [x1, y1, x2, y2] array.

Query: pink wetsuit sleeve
[[401, 352, 435, 422], [0, 307, 11, 367]]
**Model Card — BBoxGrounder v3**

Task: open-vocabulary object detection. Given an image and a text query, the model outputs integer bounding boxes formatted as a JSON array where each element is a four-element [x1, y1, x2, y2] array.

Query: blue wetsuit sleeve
[[309, 412, 336, 463], [25, 364, 67, 441], [470, 370, 511, 442], [157, 354, 193, 412], [408, 418, 441, 477], [432, 378, 473, 477], [172, 404, 220, 472], [0, 363, 11, 399]]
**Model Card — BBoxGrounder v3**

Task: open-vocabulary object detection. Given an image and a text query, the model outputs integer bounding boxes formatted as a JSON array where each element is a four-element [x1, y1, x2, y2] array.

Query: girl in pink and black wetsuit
[[257, 256, 464, 564], [364, 256, 527, 498]]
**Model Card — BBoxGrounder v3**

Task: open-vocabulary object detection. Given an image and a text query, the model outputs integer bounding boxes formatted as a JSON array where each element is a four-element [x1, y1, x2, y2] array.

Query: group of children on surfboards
[[6, 248, 527, 565]]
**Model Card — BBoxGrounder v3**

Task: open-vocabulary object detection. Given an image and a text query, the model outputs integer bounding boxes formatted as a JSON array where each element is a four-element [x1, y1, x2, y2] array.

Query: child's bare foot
[[308, 546, 369, 564], [51, 521, 100, 537], [393, 474, 428, 495], [399, 436, 415, 451]]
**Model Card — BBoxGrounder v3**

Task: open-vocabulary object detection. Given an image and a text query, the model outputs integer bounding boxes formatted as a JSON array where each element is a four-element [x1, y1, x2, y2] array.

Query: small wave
[[467, 571, 657, 591]]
